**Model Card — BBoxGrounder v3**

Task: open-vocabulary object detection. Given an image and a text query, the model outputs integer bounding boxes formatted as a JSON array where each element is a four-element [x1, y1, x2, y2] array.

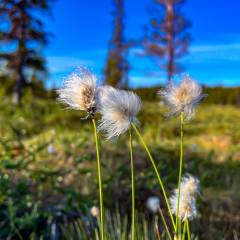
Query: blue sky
[[44, 0, 240, 88]]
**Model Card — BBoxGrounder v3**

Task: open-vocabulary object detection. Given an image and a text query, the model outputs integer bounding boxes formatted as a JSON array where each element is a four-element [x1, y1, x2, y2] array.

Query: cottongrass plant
[[159, 75, 207, 120], [98, 86, 141, 240], [170, 174, 200, 239], [58, 69, 206, 239], [57, 69, 105, 240], [98, 86, 141, 140], [159, 75, 206, 238], [98, 86, 176, 236], [57, 69, 97, 117], [146, 196, 160, 214]]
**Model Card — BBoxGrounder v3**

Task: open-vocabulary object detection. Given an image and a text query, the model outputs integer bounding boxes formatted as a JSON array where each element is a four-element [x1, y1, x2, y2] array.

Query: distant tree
[[104, 0, 129, 87], [0, 0, 51, 104], [144, 0, 190, 84]]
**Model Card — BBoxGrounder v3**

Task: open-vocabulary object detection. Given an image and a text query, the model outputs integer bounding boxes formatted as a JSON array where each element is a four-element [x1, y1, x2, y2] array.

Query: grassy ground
[[0, 97, 239, 239]]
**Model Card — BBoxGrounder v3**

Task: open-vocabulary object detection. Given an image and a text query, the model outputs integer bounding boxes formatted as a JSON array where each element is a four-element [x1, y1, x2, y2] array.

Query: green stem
[[129, 127, 135, 240], [176, 112, 184, 233], [181, 221, 187, 240], [155, 217, 161, 240], [159, 208, 172, 240], [186, 220, 191, 240], [132, 123, 176, 231], [92, 119, 104, 240]]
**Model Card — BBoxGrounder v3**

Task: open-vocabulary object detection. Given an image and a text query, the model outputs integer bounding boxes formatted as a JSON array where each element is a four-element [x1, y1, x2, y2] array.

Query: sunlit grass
[[0, 98, 240, 238]]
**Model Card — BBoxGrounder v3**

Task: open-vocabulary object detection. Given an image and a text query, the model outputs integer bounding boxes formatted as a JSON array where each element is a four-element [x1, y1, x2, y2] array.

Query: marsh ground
[[0, 98, 239, 239]]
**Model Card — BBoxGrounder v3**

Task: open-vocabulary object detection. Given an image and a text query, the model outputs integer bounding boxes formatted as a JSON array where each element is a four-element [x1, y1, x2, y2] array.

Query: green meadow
[[0, 97, 239, 239]]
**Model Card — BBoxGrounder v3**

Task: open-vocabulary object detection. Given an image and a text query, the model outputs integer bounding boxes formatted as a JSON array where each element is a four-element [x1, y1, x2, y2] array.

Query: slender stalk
[[129, 127, 135, 240], [92, 118, 104, 240], [176, 112, 184, 233], [159, 208, 172, 240], [132, 123, 176, 231], [178, 218, 182, 240], [186, 220, 191, 240], [155, 217, 161, 240], [181, 221, 187, 240]]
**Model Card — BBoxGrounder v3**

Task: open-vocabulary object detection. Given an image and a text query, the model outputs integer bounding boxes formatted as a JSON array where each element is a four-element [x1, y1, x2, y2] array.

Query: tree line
[[0, 0, 189, 104]]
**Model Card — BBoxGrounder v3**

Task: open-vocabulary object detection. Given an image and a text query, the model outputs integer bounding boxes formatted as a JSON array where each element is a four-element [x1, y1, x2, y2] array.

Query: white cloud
[[190, 42, 240, 52], [47, 56, 94, 74], [182, 41, 240, 64]]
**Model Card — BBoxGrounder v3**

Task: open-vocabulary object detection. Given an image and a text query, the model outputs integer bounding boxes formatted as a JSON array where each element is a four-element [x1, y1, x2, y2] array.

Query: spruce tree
[[0, 0, 51, 104]]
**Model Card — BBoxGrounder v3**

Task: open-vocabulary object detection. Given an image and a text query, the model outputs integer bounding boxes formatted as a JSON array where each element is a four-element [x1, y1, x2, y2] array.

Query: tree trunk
[[166, 0, 174, 85], [13, 67, 25, 105]]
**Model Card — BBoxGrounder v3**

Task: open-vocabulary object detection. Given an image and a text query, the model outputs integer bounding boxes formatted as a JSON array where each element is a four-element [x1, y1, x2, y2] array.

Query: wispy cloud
[[184, 41, 240, 64], [45, 40, 240, 88], [190, 42, 240, 52], [46, 52, 106, 88], [47, 56, 94, 74]]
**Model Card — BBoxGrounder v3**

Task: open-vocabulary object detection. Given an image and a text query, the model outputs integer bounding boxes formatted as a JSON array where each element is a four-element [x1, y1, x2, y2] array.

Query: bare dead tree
[[144, 0, 190, 85], [104, 0, 129, 87]]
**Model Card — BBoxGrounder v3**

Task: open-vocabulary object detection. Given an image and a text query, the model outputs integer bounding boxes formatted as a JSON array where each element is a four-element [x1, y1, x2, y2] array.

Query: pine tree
[[104, 0, 129, 87], [144, 0, 190, 84], [0, 0, 51, 104]]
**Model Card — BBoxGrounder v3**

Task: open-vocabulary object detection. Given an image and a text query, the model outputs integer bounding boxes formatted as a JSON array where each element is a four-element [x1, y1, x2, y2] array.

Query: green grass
[[0, 97, 240, 239]]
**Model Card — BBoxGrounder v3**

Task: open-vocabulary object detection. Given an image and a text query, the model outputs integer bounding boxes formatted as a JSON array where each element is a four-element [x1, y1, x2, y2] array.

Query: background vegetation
[[0, 92, 239, 239]]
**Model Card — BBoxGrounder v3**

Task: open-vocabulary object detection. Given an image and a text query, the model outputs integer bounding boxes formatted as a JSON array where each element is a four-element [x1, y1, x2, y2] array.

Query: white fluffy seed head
[[171, 196, 197, 221], [90, 206, 99, 217], [181, 174, 200, 198], [170, 174, 200, 221], [96, 86, 117, 110], [98, 87, 142, 139], [159, 75, 206, 120], [57, 69, 97, 115], [146, 196, 160, 213], [170, 191, 197, 221]]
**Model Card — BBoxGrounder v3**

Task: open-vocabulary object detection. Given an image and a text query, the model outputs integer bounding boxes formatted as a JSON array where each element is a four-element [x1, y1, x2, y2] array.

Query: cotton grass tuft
[[57, 69, 98, 118], [98, 87, 142, 139], [159, 75, 207, 120], [170, 174, 200, 221], [146, 196, 160, 213]]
